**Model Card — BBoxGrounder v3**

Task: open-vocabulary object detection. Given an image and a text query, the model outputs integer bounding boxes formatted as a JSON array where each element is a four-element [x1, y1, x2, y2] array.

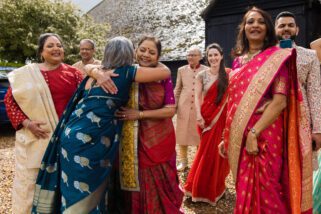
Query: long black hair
[[205, 43, 228, 104], [233, 7, 277, 56]]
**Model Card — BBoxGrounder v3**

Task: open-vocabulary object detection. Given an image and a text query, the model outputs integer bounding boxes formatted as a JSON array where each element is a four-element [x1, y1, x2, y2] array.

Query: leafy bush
[[0, 0, 109, 64]]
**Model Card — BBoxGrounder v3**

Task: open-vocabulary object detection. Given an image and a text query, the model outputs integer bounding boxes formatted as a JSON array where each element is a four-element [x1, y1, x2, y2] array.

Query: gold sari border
[[228, 48, 292, 181], [64, 180, 108, 213], [33, 184, 57, 213], [119, 82, 140, 191]]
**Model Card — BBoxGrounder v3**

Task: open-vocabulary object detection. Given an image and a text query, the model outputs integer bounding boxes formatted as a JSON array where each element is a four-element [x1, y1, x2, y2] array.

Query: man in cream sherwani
[[174, 46, 208, 171]]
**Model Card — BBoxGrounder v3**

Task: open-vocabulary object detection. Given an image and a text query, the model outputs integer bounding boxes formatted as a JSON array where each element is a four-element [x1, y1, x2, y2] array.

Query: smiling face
[[41, 36, 64, 65], [244, 11, 267, 45], [275, 16, 298, 41], [187, 49, 202, 67], [136, 40, 159, 67], [207, 48, 223, 67], [79, 41, 95, 62]]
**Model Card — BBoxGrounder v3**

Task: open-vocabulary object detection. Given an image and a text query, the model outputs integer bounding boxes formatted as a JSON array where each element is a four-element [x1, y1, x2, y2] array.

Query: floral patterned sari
[[225, 47, 312, 214]]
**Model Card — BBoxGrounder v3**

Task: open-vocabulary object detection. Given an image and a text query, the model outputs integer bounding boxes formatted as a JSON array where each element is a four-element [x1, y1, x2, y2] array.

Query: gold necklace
[[242, 50, 261, 65]]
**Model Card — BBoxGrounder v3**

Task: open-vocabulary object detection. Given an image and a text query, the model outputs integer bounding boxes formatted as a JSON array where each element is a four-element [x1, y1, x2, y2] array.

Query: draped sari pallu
[[138, 82, 176, 167], [224, 47, 312, 214], [130, 81, 183, 214], [184, 80, 230, 204], [8, 64, 59, 168], [201, 81, 228, 134]]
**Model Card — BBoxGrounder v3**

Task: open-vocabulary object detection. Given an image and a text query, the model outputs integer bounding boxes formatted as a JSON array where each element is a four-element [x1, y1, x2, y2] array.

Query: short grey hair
[[188, 45, 202, 55], [80, 39, 96, 49], [102, 36, 134, 69]]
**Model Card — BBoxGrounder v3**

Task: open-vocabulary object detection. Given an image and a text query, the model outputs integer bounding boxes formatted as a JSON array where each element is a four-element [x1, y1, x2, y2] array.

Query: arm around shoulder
[[84, 64, 102, 78], [134, 63, 171, 83]]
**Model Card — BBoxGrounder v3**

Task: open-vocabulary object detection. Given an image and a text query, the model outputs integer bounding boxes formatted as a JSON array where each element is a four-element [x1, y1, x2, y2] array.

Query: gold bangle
[[139, 111, 144, 120]]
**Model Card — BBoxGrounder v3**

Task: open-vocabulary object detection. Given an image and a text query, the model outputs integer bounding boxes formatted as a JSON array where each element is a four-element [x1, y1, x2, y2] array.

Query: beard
[[277, 34, 297, 41]]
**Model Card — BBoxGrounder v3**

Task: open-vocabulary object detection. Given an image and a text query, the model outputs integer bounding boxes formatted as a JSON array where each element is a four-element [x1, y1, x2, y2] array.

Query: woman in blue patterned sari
[[32, 36, 171, 213]]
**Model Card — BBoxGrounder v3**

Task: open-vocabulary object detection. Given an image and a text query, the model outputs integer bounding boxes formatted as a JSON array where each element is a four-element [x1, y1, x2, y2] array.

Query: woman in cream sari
[[4, 33, 83, 214], [219, 7, 312, 213]]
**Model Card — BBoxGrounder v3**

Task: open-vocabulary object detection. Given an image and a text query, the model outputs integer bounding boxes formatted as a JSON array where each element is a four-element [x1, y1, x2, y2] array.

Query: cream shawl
[[8, 63, 59, 168]]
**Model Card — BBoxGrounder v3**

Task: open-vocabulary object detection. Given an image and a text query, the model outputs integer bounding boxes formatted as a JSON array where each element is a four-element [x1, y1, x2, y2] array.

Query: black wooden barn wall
[[202, 0, 321, 66]]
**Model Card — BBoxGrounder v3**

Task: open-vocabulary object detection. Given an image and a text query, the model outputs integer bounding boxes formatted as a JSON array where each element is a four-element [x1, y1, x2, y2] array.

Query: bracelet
[[250, 127, 258, 137], [139, 111, 144, 120]]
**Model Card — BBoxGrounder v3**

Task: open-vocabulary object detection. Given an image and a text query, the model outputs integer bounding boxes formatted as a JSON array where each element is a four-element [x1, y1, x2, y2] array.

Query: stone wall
[[88, 0, 209, 60]]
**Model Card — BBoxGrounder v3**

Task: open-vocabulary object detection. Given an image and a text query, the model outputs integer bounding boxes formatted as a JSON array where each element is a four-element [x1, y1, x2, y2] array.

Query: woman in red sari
[[184, 43, 229, 205], [114, 36, 184, 213], [218, 7, 313, 214], [4, 33, 83, 214]]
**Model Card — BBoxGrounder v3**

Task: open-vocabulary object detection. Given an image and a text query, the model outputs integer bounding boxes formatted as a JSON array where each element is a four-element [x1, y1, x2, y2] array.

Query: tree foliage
[[0, 0, 109, 64]]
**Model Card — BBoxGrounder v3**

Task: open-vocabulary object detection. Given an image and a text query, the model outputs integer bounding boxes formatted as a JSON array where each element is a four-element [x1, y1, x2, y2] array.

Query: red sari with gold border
[[184, 77, 230, 205], [131, 80, 184, 214], [225, 47, 312, 214]]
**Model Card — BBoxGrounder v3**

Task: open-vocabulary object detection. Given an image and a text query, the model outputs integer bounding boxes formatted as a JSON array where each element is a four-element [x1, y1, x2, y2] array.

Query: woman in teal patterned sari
[[32, 36, 171, 213]]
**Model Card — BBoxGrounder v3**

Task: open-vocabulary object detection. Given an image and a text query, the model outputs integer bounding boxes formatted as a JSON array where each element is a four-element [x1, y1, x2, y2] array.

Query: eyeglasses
[[80, 48, 94, 51], [187, 54, 200, 57]]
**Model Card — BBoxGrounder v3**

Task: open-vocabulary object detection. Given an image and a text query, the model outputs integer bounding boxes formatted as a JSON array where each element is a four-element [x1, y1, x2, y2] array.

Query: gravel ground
[[0, 125, 235, 214], [0, 125, 15, 214]]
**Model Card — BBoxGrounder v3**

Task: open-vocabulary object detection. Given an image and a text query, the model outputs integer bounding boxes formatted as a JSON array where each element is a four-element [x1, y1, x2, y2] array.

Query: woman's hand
[[22, 119, 50, 139], [94, 68, 119, 94], [218, 141, 227, 158], [115, 107, 139, 120], [196, 116, 205, 129], [245, 132, 259, 155]]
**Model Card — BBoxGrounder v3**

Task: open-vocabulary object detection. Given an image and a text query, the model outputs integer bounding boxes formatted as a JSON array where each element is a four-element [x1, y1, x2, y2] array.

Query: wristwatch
[[250, 128, 257, 137]]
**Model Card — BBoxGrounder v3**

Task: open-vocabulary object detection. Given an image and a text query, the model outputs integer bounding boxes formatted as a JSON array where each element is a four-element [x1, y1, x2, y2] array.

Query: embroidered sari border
[[228, 49, 291, 181], [64, 180, 108, 213], [119, 82, 140, 191], [33, 184, 57, 213]]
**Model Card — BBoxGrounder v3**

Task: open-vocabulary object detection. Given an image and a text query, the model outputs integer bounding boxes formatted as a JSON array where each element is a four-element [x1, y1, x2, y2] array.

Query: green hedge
[[0, 61, 24, 68]]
